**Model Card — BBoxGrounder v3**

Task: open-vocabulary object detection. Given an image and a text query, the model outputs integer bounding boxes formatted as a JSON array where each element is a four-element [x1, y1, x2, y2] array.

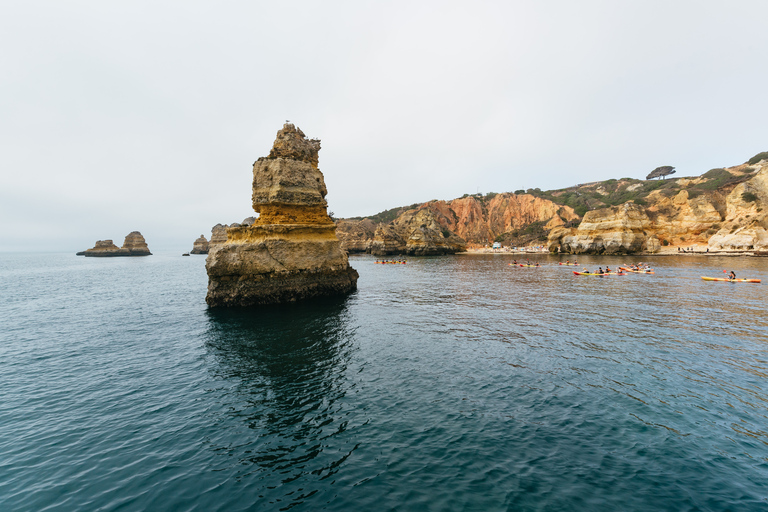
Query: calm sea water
[[1, 252, 768, 511]]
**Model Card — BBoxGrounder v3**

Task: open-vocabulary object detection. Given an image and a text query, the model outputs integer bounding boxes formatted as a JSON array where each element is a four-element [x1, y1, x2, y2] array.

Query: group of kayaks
[[507, 261, 761, 283], [375, 259, 406, 265]]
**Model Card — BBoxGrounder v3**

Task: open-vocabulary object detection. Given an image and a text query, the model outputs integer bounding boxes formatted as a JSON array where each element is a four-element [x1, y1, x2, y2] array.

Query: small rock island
[[190, 235, 209, 254], [205, 123, 359, 306], [77, 231, 152, 256]]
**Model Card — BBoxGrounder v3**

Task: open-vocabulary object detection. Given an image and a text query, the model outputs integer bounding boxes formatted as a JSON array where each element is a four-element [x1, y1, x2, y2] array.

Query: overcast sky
[[2, 1, 767, 252]]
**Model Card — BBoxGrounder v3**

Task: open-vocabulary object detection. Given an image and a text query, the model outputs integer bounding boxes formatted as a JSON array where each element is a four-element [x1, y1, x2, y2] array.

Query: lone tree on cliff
[[646, 166, 676, 180]]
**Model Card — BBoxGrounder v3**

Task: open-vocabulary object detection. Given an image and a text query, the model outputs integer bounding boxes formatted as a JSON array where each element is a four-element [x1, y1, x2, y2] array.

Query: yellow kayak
[[701, 276, 760, 283]]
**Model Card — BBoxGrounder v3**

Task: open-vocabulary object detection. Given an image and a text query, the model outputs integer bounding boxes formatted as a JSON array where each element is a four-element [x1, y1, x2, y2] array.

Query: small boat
[[701, 276, 761, 283], [182, 253, 190, 256], [558, 262, 579, 266], [375, 260, 406, 265], [619, 267, 654, 274], [573, 271, 626, 276]]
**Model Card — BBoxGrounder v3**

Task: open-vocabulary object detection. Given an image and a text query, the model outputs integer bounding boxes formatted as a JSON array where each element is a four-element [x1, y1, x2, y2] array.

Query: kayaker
[[606, 266, 611, 273], [729, 271, 736, 280], [597, 267, 604, 274]]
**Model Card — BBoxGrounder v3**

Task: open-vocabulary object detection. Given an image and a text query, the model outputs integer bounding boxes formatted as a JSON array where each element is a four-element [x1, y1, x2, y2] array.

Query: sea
[[1, 251, 767, 511]]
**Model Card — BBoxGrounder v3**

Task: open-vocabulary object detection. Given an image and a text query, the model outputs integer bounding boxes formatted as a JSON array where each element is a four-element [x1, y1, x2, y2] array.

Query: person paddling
[[729, 271, 736, 280]]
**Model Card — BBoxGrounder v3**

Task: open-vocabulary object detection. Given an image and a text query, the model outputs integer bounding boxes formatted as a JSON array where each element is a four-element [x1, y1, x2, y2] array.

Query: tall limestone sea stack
[[205, 124, 358, 306]]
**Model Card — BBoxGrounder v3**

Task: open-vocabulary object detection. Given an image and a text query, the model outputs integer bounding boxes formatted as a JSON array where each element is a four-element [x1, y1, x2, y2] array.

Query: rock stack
[[121, 231, 152, 255], [205, 123, 358, 306], [77, 231, 152, 256], [190, 235, 209, 254]]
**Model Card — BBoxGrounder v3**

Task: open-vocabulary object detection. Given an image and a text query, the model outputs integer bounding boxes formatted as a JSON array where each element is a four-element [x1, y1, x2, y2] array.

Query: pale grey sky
[[2, 1, 767, 251]]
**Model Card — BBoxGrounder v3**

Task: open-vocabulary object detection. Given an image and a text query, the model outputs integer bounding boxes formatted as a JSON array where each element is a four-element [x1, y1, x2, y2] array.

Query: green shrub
[[742, 192, 758, 202], [748, 151, 768, 165], [514, 189, 525, 195], [703, 168, 726, 179], [661, 239, 670, 246], [687, 189, 703, 199], [698, 169, 749, 191], [574, 205, 588, 217]]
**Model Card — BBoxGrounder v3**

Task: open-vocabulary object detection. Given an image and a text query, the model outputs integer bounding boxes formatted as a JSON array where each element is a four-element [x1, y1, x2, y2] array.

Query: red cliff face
[[422, 193, 577, 244], [338, 193, 578, 252]]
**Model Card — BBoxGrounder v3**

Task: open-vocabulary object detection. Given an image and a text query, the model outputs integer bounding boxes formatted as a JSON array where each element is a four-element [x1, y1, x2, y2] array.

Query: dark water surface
[[1, 252, 768, 511]]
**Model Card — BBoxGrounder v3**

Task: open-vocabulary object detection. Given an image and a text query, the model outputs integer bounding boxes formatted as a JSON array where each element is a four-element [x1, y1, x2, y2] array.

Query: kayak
[[573, 271, 626, 276], [508, 264, 541, 267], [375, 261, 406, 265], [619, 267, 655, 274], [701, 277, 760, 283], [558, 262, 579, 266]]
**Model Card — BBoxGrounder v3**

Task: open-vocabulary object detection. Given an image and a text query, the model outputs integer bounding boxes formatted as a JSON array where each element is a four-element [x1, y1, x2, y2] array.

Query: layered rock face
[[210, 224, 229, 245], [339, 192, 573, 253], [336, 218, 377, 253], [78, 231, 152, 256], [441, 194, 577, 243], [370, 208, 467, 256], [548, 161, 768, 254], [548, 203, 657, 254], [708, 166, 768, 251], [205, 124, 358, 306], [121, 231, 151, 255], [190, 235, 209, 254]]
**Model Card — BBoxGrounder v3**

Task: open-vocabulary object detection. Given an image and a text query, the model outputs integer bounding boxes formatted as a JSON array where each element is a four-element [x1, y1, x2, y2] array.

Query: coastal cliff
[[548, 156, 768, 254], [205, 124, 358, 306], [344, 151, 767, 255], [339, 192, 575, 253], [78, 231, 151, 256]]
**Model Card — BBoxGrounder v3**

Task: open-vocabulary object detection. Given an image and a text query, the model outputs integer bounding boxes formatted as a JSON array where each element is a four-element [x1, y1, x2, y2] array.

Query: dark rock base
[[78, 250, 152, 257], [206, 267, 359, 307]]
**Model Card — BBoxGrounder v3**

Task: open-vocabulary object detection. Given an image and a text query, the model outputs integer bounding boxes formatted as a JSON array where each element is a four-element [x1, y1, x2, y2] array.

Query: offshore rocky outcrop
[[77, 231, 152, 256], [205, 124, 358, 307], [190, 235, 209, 254]]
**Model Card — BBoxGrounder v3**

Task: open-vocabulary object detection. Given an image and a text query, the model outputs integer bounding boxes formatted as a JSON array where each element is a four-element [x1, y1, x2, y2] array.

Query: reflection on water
[[204, 298, 360, 508]]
